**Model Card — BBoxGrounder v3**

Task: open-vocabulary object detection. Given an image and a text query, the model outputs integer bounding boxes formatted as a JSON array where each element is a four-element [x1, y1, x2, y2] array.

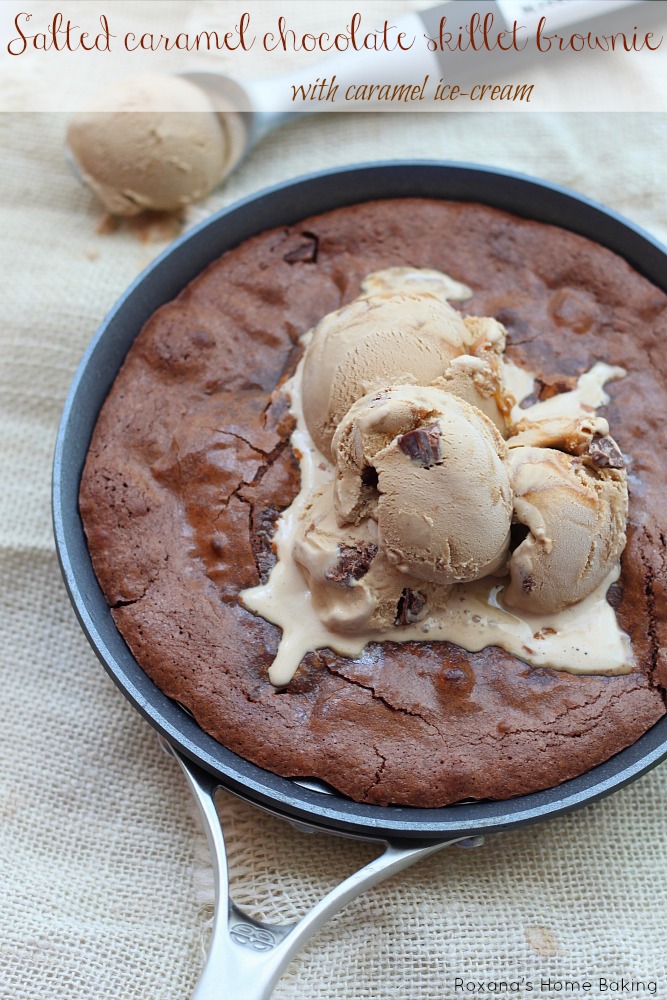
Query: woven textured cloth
[[2, 8, 667, 998]]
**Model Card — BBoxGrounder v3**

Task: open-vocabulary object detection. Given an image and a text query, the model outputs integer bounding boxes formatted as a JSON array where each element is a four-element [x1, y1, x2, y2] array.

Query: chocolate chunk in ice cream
[[588, 434, 625, 469], [394, 588, 428, 626], [324, 541, 378, 586], [397, 423, 443, 466]]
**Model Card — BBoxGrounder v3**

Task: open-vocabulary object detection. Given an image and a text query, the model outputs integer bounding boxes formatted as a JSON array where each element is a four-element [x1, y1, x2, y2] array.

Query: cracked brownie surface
[[80, 199, 667, 806]]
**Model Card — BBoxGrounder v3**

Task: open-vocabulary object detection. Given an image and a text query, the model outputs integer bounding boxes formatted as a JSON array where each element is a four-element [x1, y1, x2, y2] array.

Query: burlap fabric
[[2, 12, 667, 1000]]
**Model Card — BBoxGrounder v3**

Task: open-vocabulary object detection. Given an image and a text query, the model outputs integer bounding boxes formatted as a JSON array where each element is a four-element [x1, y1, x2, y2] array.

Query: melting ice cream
[[241, 268, 632, 686]]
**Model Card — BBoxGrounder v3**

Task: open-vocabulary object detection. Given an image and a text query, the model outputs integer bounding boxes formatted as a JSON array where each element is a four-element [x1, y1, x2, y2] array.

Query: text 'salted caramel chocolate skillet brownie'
[[80, 198, 667, 807]]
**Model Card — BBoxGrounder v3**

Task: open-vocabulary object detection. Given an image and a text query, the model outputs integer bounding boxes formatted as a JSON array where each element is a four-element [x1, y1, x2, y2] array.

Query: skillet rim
[[52, 160, 667, 841]]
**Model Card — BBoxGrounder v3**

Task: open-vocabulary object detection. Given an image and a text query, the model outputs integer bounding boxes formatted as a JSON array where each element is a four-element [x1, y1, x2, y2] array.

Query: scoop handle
[[170, 746, 474, 1000]]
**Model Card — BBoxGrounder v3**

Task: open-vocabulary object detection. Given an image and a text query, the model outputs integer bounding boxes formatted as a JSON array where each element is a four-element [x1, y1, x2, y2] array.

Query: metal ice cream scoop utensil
[[65, 2, 441, 215], [67, 0, 646, 215]]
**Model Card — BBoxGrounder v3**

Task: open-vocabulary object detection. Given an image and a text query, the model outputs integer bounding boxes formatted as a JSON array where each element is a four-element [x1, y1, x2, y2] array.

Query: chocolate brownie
[[79, 199, 667, 807]]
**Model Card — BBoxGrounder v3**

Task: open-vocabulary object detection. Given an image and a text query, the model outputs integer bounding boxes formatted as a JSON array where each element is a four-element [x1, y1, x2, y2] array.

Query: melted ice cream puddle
[[505, 359, 627, 424], [242, 344, 633, 687]]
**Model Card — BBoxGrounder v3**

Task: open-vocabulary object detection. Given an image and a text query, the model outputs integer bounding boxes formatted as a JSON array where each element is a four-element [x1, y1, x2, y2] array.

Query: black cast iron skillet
[[53, 163, 667, 999]]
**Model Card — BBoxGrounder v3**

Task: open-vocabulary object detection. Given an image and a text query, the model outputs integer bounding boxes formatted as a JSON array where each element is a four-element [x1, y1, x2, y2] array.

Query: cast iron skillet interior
[[53, 162, 667, 842]]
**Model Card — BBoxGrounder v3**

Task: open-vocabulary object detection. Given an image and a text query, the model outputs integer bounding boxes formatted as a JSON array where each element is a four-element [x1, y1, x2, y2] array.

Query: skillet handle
[[171, 747, 475, 1000]]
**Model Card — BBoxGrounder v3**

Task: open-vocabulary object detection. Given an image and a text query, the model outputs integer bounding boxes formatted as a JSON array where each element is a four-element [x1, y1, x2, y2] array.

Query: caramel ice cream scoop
[[301, 288, 475, 459], [333, 385, 513, 586], [67, 75, 237, 216], [504, 443, 628, 614]]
